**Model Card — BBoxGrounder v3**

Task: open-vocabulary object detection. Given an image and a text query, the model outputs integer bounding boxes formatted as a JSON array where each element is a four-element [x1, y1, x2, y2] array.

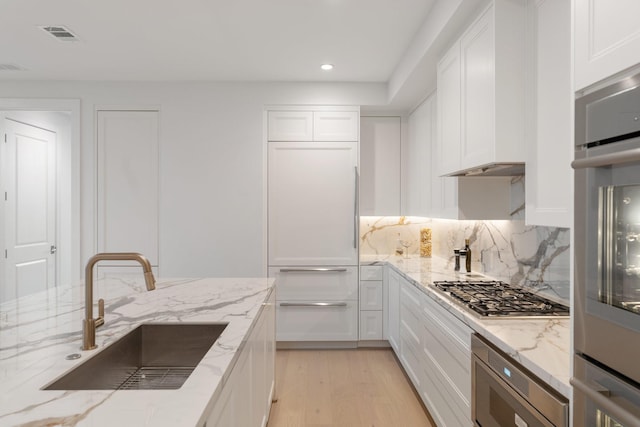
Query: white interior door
[[2, 118, 56, 301]]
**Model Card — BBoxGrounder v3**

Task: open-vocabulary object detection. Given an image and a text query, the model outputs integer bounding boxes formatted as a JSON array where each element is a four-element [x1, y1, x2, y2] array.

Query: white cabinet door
[[269, 266, 358, 301], [359, 311, 383, 340], [525, 0, 572, 227], [387, 267, 401, 353], [575, 0, 640, 90], [460, 7, 495, 170], [360, 116, 401, 216], [268, 142, 358, 266], [267, 111, 313, 141], [276, 301, 358, 341], [437, 44, 462, 176], [406, 98, 433, 216], [313, 111, 358, 141], [360, 281, 383, 311], [97, 110, 159, 268]]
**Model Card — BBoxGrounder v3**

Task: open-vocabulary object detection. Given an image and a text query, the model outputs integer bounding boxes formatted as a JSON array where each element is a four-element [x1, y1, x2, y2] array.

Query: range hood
[[443, 162, 525, 177]]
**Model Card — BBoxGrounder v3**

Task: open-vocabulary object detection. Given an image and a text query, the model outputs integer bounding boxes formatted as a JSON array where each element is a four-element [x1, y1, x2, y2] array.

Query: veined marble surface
[[360, 216, 571, 304], [362, 254, 571, 399], [0, 277, 274, 427]]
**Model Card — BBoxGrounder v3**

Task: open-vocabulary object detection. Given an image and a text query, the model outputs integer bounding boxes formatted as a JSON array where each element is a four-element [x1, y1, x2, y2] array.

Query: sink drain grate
[[117, 367, 195, 390]]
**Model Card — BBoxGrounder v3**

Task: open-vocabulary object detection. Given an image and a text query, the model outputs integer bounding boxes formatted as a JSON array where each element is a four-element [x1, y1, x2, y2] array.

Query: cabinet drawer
[[270, 266, 358, 300], [267, 111, 313, 141], [360, 265, 383, 280], [359, 311, 383, 340], [360, 281, 383, 310], [276, 301, 358, 341]]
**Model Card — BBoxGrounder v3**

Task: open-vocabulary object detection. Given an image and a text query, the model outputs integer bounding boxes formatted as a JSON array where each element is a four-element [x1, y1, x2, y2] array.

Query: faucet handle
[[95, 299, 105, 328]]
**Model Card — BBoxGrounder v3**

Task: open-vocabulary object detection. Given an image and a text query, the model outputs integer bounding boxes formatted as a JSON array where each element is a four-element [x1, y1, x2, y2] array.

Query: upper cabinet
[[575, 0, 640, 91], [437, 0, 526, 176], [360, 116, 401, 216], [525, 0, 572, 228], [267, 110, 358, 142]]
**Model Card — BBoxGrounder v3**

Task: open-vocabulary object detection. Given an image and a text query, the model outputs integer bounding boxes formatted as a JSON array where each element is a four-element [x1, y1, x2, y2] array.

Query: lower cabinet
[[205, 289, 275, 427], [392, 269, 473, 427], [270, 267, 359, 342], [359, 265, 385, 341]]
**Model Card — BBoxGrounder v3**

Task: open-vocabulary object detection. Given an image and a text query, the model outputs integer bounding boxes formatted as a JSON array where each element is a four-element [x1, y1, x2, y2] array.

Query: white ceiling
[[0, 0, 436, 83]]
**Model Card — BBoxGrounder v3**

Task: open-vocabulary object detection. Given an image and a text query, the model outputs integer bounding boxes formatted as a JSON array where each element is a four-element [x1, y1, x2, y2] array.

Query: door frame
[[0, 98, 81, 294]]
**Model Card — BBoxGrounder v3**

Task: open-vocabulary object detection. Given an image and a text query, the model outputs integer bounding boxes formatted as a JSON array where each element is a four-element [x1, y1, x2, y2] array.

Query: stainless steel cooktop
[[433, 280, 569, 317]]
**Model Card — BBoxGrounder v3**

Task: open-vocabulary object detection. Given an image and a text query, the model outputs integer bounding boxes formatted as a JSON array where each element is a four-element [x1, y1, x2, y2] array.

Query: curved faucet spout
[[83, 252, 156, 350]]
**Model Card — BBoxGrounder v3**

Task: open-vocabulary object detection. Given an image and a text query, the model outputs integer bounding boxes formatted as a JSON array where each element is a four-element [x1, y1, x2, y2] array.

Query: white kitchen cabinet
[[405, 97, 433, 216], [395, 275, 473, 427], [96, 110, 159, 272], [268, 141, 358, 266], [574, 0, 640, 91], [525, 0, 572, 228], [314, 111, 359, 142], [267, 110, 358, 142], [387, 267, 401, 353], [271, 267, 359, 342], [359, 265, 384, 341], [437, 0, 526, 176], [267, 111, 313, 141], [360, 116, 401, 216], [206, 288, 275, 427]]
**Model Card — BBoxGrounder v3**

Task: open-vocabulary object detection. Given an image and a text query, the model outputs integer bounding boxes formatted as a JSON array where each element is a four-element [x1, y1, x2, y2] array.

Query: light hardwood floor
[[267, 348, 436, 427]]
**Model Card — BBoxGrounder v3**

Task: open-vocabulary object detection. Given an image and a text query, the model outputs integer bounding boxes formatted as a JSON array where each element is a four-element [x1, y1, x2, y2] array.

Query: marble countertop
[[361, 254, 571, 399], [0, 276, 274, 427]]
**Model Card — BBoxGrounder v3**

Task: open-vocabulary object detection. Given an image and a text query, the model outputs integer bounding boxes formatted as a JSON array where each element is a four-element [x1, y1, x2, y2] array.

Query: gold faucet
[[82, 252, 156, 350]]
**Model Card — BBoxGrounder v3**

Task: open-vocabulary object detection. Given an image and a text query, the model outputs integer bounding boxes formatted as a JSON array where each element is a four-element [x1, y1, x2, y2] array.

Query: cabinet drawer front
[[270, 266, 358, 300], [276, 301, 358, 341], [360, 265, 383, 280], [360, 281, 383, 310], [422, 294, 472, 353], [359, 311, 383, 340], [400, 281, 422, 315], [268, 111, 313, 141]]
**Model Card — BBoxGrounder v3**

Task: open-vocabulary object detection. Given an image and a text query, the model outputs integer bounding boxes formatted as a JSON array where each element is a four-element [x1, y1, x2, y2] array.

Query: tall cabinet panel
[[268, 142, 358, 266], [97, 110, 159, 272], [525, 0, 572, 227], [267, 106, 360, 344], [360, 116, 401, 216]]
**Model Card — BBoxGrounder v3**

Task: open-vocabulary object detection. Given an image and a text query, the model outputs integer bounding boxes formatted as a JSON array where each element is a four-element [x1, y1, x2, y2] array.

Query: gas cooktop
[[433, 280, 569, 317]]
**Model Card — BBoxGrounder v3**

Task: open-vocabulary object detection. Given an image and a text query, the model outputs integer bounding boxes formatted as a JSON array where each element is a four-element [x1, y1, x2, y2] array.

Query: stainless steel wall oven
[[573, 71, 640, 426]]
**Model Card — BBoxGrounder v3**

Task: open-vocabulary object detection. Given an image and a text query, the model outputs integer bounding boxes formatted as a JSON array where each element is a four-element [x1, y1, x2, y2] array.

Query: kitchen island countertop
[[362, 254, 571, 399], [0, 276, 274, 427]]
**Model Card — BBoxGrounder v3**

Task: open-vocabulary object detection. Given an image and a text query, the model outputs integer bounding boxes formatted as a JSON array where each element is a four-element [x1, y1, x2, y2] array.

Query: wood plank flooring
[[267, 348, 436, 427]]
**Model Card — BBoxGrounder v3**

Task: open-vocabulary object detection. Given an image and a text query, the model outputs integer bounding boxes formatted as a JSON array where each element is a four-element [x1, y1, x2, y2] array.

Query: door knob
[[50, 245, 57, 254]]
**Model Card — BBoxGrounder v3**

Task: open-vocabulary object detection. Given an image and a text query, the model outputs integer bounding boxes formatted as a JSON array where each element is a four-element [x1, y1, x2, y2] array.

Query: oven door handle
[[571, 377, 640, 427], [571, 147, 640, 169]]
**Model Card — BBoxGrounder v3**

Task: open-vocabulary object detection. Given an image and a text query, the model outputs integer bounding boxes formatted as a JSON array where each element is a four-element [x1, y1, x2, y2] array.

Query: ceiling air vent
[[40, 26, 79, 42]]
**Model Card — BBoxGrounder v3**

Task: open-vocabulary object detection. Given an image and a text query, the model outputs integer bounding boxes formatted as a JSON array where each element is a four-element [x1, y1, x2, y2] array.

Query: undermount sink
[[44, 323, 227, 390]]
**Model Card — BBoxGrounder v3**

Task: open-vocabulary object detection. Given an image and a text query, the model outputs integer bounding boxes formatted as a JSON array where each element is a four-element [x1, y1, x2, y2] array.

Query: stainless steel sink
[[44, 323, 227, 390]]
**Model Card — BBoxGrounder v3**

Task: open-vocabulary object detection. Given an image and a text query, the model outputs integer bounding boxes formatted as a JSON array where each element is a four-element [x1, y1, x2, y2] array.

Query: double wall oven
[[573, 71, 640, 426]]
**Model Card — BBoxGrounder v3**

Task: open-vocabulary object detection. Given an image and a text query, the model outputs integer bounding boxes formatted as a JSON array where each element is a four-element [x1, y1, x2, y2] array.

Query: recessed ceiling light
[[321, 64, 334, 71]]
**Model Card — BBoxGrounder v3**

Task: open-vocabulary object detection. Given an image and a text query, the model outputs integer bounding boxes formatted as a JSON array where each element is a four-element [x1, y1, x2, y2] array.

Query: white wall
[[0, 81, 386, 278]]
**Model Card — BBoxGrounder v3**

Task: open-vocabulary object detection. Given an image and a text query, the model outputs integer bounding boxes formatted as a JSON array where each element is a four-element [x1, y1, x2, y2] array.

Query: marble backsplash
[[360, 216, 570, 303]]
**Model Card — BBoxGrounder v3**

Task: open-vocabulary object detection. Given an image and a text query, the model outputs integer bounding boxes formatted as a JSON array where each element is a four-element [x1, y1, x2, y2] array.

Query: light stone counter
[[361, 254, 571, 399], [0, 277, 274, 427]]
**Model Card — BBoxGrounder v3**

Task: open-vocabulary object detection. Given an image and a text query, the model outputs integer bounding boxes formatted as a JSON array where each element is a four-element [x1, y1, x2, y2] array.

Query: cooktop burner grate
[[433, 280, 569, 317]]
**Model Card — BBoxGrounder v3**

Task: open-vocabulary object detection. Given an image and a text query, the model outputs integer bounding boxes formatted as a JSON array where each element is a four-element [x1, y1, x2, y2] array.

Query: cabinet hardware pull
[[571, 377, 640, 426], [279, 302, 348, 307], [354, 166, 359, 249], [279, 268, 348, 273], [571, 147, 640, 169]]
